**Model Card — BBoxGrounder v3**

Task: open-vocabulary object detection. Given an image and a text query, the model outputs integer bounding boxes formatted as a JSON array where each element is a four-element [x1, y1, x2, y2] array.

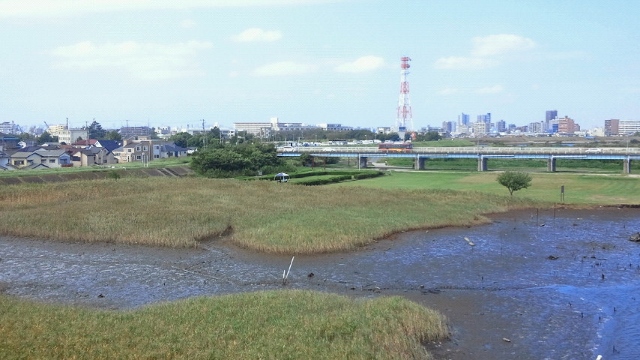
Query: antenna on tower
[[396, 56, 413, 141]]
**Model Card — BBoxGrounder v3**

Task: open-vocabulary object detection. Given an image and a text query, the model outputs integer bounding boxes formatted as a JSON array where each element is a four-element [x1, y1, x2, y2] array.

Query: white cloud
[[545, 51, 588, 61], [434, 56, 497, 70], [233, 28, 282, 42], [438, 88, 459, 95], [476, 85, 504, 94], [0, 0, 341, 18], [252, 61, 316, 76], [434, 34, 535, 70], [334, 56, 385, 73], [471, 34, 536, 57], [180, 19, 197, 29], [50, 40, 213, 80]]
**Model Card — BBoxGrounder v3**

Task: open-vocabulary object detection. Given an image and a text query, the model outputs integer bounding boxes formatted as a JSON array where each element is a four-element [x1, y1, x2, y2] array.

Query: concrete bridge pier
[[547, 157, 556, 172], [415, 157, 426, 170], [477, 156, 487, 172], [624, 158, 632, 174], [358, 156, 368, 169]]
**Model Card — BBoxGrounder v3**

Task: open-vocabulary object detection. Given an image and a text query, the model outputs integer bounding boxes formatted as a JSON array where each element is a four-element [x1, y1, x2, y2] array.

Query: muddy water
[[1, 208, 639, 360]]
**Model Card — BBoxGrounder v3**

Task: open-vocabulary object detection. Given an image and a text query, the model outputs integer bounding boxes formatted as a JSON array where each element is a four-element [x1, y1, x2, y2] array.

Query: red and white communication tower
[[396, 56, 413, 141]]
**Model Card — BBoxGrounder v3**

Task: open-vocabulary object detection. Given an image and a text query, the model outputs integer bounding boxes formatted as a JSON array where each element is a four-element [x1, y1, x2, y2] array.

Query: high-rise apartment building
[[441, 121, 456, 133], [604, 119, 620, 136], [476, 113, 491, 125], [618, 120, 640, 135], [545, 110, 558, 132], [0, 121, 17, 134], [458, 113, 469, 126], [473, 121, 490, 136], [529, 122, 543, 134], [558, 116, 579, 134]]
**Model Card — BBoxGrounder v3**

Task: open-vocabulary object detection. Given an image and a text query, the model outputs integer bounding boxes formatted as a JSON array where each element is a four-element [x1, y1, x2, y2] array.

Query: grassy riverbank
[[337, 171, 640, 205], [0, 290, 448, 359], [2, 171, 636, 359], [0, 176, 537, 253]]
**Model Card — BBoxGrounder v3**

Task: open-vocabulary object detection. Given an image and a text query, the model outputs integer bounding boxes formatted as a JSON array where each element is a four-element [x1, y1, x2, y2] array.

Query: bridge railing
[[281, 146, 640, 155]]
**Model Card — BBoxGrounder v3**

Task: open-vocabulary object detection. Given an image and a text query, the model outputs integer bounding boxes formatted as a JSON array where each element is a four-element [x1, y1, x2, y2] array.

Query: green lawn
[[336, 171, 640, 205]]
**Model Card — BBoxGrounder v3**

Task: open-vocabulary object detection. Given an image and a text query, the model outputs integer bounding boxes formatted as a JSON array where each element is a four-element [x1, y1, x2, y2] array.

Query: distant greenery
[[414, 131, 442, 141], [36, 131, 58, 144], [104, 130, 122, 141], [169, 128, 224, 148], [191, 143, 294, 178], [86, 120, 106, 139]]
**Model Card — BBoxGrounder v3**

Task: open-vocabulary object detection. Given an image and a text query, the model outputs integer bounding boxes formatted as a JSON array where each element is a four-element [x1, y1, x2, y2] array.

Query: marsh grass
[[0, 290, 448, 359], [0, 177, 537, 253]]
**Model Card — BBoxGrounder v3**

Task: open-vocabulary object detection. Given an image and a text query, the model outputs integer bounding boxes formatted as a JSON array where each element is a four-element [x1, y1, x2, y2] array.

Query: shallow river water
[[1, 207, 639, 360]]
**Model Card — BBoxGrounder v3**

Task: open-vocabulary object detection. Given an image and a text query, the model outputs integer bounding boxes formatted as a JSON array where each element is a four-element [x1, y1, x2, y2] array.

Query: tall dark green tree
[[37, 131, 58, 144], [87, 120, 106, 139]]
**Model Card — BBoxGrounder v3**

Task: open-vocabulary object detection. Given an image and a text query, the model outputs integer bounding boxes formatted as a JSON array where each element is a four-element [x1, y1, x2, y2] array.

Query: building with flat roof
[[473, 121, 490, 136], [557, 116, 579, 134], [604, 119, 620, 136], [618, 120, 640, 135]]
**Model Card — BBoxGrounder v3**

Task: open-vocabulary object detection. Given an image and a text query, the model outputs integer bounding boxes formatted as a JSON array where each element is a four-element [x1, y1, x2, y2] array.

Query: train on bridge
[[377, 143, 413, 153]]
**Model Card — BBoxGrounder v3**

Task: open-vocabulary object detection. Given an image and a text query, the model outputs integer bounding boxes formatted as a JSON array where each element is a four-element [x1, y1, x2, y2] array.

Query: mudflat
[[1, 207, 639, 359]]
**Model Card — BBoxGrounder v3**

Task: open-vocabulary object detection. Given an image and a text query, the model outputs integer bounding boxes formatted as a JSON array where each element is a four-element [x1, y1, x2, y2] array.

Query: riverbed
[[1, 207, 639, 359]]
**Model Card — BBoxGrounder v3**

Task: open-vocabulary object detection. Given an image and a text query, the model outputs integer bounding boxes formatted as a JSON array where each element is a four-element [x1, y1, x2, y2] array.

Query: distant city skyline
[[1, 1, 638, 131]]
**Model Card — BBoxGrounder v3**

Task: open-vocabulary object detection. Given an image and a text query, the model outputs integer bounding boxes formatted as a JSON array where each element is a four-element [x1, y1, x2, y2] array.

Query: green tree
[[420, 131, 442, 141], [18, 132, 35, 142], [191, 143, 290, 177], [87, 120, 106, 139], [105, 130, 122, 141], [169, 132, 193, 148], [497, 171, 532, 197]]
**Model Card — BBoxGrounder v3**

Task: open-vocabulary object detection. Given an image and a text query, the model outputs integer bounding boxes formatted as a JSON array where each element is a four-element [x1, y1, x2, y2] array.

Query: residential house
[[157, 142, 188, 159], [10, 151, 43, 168], [95, 140, 121, 154], [33, 149, 72, 168], [70, 147, 115, 167], [72, 139, 98, 147], [0, 151, 15, 170], [25, 163, 50, 170], [112, 137, 187, 163]]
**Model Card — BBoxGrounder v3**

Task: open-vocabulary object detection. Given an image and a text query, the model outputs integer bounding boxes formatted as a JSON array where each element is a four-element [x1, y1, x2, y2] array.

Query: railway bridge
[[277, 146, 640, 173]]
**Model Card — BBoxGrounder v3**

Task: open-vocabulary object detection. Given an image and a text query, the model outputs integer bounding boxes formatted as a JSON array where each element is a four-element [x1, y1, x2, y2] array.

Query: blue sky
[[1, 0, 638, 131]]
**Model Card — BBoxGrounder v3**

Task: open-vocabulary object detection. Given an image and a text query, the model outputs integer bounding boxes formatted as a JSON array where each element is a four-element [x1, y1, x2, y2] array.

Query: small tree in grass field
[[497, 171, 532, 197]]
